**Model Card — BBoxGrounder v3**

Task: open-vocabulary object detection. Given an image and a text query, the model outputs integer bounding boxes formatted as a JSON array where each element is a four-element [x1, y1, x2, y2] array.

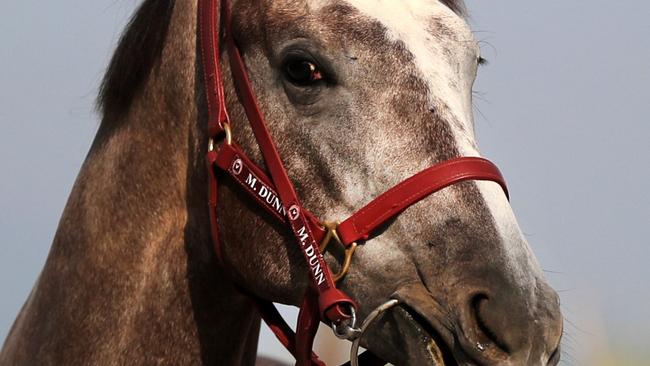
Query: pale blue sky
[[1, 1, 648, 364]]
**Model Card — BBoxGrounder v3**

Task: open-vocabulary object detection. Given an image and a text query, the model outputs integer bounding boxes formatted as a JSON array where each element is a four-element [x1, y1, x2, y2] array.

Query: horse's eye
[[283, 59, 324, 86]]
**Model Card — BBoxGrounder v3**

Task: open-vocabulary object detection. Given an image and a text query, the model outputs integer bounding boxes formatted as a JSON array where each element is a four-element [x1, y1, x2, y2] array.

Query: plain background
[[1, 1, 648, 365]]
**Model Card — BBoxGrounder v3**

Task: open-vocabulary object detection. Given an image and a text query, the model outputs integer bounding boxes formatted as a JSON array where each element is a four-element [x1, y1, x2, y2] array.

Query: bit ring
[[349, 299, 400, 366]]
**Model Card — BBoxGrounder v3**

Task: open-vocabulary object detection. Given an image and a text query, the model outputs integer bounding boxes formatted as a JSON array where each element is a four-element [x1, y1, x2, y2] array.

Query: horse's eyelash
[[477, 56, 488, 66]]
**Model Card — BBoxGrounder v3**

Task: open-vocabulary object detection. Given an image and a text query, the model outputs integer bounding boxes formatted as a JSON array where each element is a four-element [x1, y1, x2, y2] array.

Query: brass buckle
[[208, 122, 233, 152], [320, 222, 357, 282]]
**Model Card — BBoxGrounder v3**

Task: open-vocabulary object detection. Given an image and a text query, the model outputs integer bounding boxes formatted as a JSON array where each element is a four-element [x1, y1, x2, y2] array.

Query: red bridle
[[199, 0, 509, 365]]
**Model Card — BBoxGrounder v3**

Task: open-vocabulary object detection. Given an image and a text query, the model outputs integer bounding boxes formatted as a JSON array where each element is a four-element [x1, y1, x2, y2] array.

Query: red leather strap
[[254, 299, 325, 366], [224, 5, 355, 323], [209, 152, 332, 366], [201, 0, 354, 363], [207, 157, 323, 364], [207, 151, 224, 263], [296, 294, 323, 366], [198, 0, 230, 137], [337, 157, 508, 245], [215, 144, 327, 241], [216, 144, 288, 223]]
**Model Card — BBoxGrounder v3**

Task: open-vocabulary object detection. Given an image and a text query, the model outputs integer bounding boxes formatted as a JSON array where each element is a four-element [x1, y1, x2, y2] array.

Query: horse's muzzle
[[358, 281, 562, 366]]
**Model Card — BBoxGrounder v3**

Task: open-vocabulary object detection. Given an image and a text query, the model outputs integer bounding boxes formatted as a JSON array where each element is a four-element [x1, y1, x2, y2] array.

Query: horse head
[[216, 0, 563, 364], [0, 1, 563, 365]]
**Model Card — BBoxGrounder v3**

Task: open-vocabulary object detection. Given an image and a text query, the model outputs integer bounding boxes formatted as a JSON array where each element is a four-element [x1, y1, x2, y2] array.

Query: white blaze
[[343, 0, 538, 275], [345, 0, 478, 152]]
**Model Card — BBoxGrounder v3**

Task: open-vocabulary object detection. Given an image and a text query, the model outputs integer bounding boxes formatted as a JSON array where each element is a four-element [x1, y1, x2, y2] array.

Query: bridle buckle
[[320, 221, 357, 282], [331, 305, 361, 340], [208, 122, 233, 152]]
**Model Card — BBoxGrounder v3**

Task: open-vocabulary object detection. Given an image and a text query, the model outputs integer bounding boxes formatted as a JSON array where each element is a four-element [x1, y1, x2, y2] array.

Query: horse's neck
[[1, 2, 261, 365]]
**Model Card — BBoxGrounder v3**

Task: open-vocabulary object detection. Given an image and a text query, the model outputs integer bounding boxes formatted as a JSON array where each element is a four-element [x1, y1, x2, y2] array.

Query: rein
[[198, 0, 508, 364]]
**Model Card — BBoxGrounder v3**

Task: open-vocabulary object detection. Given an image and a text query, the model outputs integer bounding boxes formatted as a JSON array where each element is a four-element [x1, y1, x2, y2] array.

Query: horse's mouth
[[365, 282, 482, 366], [391, 304, 459, 366]]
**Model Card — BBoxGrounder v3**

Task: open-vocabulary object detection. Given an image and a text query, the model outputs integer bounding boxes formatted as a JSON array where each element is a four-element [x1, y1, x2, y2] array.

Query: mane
[[98, 0, 175, 121], [97, 0, 464, 121]]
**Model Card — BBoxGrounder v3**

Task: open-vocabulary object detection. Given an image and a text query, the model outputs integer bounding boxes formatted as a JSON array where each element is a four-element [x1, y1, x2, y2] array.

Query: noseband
[[199, 1, 508, 365]]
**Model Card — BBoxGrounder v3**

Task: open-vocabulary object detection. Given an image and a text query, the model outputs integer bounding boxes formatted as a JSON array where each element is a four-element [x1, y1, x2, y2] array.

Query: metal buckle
[[319, 221, 357, 282], [208, 122, 232, 152], [331, 305, 361, 340]]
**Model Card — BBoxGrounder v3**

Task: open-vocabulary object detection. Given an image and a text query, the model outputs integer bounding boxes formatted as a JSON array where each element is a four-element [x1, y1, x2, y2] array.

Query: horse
[[0, 0, 563, 365]]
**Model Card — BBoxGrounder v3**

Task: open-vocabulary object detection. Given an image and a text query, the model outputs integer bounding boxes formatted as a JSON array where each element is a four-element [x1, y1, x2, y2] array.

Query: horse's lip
[[391, 283, 487, 366], [394, 304, 458, 366]]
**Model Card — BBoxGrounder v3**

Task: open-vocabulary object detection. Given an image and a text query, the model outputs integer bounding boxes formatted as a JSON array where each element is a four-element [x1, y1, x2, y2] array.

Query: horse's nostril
[[470, 294, 511, 354]]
